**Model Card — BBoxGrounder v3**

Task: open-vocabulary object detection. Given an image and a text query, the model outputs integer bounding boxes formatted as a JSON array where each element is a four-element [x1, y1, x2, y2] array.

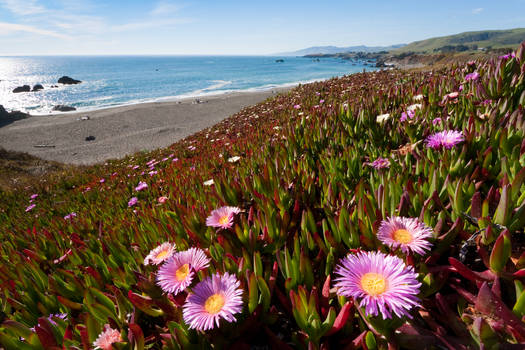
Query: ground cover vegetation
[[0, 44, 524, 349]]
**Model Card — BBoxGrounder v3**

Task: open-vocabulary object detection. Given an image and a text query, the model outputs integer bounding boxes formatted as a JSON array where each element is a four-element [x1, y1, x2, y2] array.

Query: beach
[[0, 89, 284, 165]]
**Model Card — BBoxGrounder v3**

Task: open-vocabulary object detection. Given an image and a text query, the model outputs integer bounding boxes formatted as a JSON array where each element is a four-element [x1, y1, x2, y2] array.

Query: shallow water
[[0, 55, 375, 114]]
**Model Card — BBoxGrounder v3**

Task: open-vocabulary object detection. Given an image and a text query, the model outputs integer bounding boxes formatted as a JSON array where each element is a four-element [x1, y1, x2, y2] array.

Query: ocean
[[0, 56, 375, 115]]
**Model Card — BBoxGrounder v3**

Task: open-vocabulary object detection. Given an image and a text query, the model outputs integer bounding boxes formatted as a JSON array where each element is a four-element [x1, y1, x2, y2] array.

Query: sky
[[0, 0, 524, 55]]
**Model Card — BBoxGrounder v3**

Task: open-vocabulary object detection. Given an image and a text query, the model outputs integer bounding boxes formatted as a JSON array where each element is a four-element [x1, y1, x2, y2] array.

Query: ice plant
[[158, 196, 168, 204], [144, 242, 176, 266], [156, 247, 210, 295], [426, 130, 465, 150], [128, 197, 138, 207], [400, 110, 415, 122], [334, 251, 421, 319], [465, 72, 480, 81], [206, 206, 241, 230], [93, 325, 122, 350], [182, 272, 243, 330], [25, 204, 36, 212], [64, 212, 77, 220], [377, 216, 433, 255], [369, 157, 390, 169], [227, 156, 241, 163], [30, 194, 38, 200], [135, 181, 148, 191], [376, 113, 390, 123]]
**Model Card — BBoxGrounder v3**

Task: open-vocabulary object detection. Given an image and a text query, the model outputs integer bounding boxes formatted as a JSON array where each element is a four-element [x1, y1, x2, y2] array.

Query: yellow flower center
[[361, 273, 387, 296], [393, 229, 413, 244], [175, 264, 190, 281], [204, 293, 225, 314], [218, 215, 230, 226], [155, 250, 170, 260]]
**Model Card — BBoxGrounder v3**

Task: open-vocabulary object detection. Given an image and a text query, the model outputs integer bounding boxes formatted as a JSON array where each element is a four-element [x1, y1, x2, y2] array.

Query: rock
[[13, 85, 31, 93], [0, 104, 29, 126], [85, 135, 96, 141], [275, 59, 284, 63], [32, 84, 44, 92], [52, 105, 77, 112], [58, 76, 81, 85], [50, 85, 58, 88]]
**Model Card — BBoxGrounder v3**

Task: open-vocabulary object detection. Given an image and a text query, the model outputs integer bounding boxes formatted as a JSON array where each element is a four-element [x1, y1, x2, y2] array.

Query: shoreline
[[20, 77, 332, 116], [0, 88, 289, 165]]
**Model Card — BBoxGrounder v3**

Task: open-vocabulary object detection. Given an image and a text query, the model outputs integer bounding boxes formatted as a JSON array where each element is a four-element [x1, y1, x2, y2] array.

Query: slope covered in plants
[[0, 45, 524, 349]]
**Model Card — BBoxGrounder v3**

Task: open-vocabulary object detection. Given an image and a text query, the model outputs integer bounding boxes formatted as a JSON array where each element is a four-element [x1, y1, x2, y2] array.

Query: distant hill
[[276, 44, 406, 56], [392, 28, 525, 54]]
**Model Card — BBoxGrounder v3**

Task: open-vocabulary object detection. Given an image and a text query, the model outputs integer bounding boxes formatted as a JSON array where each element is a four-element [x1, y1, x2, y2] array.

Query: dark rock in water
[[0, 105, 6, 117], [275, 59, 284, 63], [32, 84, 44, 92], [53, 105, 77, 112], [85, 135, 96, 141], [58, 76, 81, 85], [13, 85, 31, 93], [50, 85, 59, 88]]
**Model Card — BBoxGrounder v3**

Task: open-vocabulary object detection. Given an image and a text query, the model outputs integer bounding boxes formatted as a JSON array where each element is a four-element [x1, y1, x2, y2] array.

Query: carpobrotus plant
[[0, 43, 524, 349]]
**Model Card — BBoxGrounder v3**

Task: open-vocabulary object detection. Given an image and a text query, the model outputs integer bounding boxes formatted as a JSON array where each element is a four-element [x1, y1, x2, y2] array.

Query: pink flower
[[93, 325, 121, 350], [182, 272, 243, 330], [158, 196, 168, 204], [30, 194, 38, 200], [64, 212, 77, 220], [25, 204, 36, 212], [465, 72, 480, 81], [377, 216, 433, 255], [369, 157, 390, 169], [426, 130, 465, 150], [206, 206, 241, 230], [128, 197, 138, 207], [144, 242, 176, 266], [293, 104, 301, 109], [99, 178, 105, 183], [400, 110, 415, 122], [432, 117, 442, 125], [334, 251, 421, 319], [135, 181, 148, 191], [156, 248, 210, 295]]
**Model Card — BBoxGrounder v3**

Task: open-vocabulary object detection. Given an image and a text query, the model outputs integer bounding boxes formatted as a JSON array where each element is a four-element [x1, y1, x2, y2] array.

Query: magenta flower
[[93, 325, 121, 350], [182, 272, 243, 330], [135, 181, 148, 191], [144, 242, 176, 266], [377, 216, 433, 255], [64, 212, 77, 220], [206, 206, 241, 230], [432, 117, 442, 125], [293, 104, 301, 109], [128, 197, 138, 207], [25, 204, 36, 212], [99, 178, 105, 183], [334, 251, 421, 319], [400, 109, 415, 122], [30, 194, 38, 200], [426, 130, 465, 150], [158, 196, 168, 204], [156, 248, 210, 295], [465, 72, 480, 81], [369, 157, 390, 169]]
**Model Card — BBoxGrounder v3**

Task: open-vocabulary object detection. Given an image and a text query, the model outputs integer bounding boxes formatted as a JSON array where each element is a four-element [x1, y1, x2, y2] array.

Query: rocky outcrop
[[52, 105, 76, 112], [13, 85, 31, 93], [58, 76, 81, 85], [0, 105, 29, 126], [32, 84, 44, 92]]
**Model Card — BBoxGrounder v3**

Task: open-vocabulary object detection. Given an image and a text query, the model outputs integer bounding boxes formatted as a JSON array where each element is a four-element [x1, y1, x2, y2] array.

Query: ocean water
[[0, 56, 376, 115]]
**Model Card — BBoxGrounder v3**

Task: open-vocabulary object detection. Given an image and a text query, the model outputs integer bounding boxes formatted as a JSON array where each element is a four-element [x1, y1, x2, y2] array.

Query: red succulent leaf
[[325, 302, 352, 336], [475, 282, 525, 341]]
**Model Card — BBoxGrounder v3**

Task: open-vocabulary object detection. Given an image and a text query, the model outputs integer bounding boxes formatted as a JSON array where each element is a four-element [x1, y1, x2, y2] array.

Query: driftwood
[[33, 144, 56, 148]]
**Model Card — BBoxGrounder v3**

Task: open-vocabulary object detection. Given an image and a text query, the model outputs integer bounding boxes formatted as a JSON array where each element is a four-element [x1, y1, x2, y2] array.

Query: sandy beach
[[0, 89, 285, 165]]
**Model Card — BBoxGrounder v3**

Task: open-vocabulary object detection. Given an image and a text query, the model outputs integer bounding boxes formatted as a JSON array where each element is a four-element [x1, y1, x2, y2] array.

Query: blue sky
[[0, 0, 524, 55]]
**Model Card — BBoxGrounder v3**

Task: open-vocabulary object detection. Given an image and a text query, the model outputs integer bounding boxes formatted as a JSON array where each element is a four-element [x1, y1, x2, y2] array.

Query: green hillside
[[392, 28, 525, 54]]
